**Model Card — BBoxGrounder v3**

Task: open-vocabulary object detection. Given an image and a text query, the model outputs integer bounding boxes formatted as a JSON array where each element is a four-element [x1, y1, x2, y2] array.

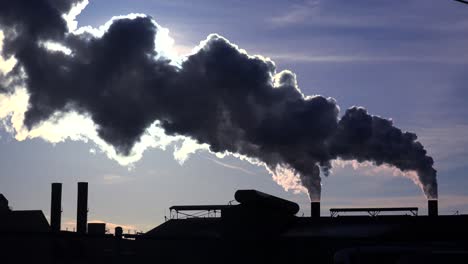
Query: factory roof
[[169, 205, 232, 211], [330, 207, 418, 217], [0, 210, 50, 233]]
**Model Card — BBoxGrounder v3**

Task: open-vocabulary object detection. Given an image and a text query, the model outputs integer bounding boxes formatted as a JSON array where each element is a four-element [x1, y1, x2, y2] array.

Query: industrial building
[[0, 183, 467, 263]]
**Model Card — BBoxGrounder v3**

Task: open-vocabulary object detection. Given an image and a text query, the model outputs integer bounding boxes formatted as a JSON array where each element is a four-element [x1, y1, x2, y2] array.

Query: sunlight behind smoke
[[332, 159, 423, 191]]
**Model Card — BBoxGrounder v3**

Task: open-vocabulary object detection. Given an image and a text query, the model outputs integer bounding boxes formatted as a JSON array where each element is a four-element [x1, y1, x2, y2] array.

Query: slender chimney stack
[[50, 183, 62, 232], [428, 199, 438, 217], [76, 182, 88, 234], [311, 201, 320, 218]]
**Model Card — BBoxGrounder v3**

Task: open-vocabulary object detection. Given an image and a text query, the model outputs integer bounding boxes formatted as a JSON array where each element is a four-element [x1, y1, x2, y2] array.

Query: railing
[[330, 207, 418, 217], [169, 205, 233, 219]]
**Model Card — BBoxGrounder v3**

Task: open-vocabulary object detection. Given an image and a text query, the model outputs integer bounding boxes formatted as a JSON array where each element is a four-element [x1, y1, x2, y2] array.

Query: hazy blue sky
[[1, 0, 468, 231]]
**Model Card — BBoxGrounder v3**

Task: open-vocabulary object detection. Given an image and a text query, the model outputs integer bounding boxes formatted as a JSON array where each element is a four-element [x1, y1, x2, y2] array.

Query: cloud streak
[[101, 174, 133, 185], [206, 157, 256, 176], [267, 53, 468, 64], [268, 0, 468, 32]]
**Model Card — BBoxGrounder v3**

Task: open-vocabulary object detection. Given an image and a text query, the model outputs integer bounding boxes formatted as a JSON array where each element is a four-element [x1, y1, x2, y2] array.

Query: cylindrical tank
[[234, 189, 300, 215]]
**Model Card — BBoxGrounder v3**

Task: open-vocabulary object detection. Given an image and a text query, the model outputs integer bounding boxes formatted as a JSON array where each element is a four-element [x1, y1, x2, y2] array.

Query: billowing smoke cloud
[[0, 0, 437, 200]]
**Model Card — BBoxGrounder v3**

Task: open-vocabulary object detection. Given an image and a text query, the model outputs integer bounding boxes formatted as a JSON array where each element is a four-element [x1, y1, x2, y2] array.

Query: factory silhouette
[[1, 182, 467, 264]]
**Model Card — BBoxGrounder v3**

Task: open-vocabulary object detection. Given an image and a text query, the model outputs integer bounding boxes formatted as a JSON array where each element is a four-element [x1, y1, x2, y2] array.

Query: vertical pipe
[[428, 199, 438, 217], [50, 183, 62, 232], [311, 201, 320, 218], [77, 182, 88, 234]]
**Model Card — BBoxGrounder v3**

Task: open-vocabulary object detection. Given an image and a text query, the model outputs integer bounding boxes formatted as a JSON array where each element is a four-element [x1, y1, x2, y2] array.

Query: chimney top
[[428, 199, 438, 217], [311, 201, 320, 218]]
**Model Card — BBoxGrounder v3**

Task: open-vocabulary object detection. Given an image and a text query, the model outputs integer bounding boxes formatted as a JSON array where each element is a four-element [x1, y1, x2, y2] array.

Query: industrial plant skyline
[[1, 0, 468, 232]]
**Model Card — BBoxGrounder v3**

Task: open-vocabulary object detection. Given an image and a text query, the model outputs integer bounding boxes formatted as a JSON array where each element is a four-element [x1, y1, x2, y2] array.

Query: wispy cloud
[[265, 52, 468, 64], [415, 124, 468, 170], [269, 0, 319, 25], [206, 157, 256, 176], [268, 1, 392, 28], [101, 174, 133, 185], [268, 0, 468, 32]]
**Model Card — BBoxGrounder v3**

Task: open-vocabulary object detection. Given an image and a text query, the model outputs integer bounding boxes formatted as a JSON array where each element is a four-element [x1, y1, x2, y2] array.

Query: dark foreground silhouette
[[1, 185, 467, 264]]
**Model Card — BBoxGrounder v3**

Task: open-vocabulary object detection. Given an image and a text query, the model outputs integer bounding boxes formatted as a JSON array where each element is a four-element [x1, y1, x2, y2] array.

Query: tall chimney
[[50, 183, 62, 232], [428, 199, 438, 217], [76, 182, 88, 234], [311, 201, 320, 218]]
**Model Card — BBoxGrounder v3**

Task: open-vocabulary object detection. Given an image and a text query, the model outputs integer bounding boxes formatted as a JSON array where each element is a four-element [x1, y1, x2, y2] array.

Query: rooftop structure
[[0, 184, 466, 264], [169, 205, 232, 219], [330, 207, 419, 217]]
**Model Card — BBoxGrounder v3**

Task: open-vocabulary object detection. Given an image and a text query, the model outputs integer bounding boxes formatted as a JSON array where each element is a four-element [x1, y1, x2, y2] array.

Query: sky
[[0, 0, 468, 232]]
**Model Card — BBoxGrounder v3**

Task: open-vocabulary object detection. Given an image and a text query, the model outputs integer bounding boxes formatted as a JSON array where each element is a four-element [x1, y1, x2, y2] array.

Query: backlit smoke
[[0, 0, 437, 200]]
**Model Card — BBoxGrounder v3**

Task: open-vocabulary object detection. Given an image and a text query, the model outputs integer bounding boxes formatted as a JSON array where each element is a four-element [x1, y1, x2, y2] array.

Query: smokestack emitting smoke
[[311, 202, 320, 218], [0, 0, 437, 201], [428, 199, 438, 217]]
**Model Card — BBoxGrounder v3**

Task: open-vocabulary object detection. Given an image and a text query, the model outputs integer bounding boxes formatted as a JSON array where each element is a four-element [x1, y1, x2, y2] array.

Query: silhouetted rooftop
[[169, 205, 232, 211], [0, 210, 49, 233], [0, 194, 9, 212], [330, 207, 418, 217], [144, 218, 222, 239]]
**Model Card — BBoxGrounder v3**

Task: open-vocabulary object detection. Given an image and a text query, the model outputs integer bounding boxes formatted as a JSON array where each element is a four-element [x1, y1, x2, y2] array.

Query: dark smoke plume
[[0, 0, 437, 200]]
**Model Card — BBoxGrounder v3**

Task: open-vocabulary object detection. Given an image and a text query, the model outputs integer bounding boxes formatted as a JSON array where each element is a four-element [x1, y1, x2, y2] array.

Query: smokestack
[[76, 182, 88, 234], [428, 199, 438, 217], [311, 202, 320, 218], [50, 183, 62, 232]]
